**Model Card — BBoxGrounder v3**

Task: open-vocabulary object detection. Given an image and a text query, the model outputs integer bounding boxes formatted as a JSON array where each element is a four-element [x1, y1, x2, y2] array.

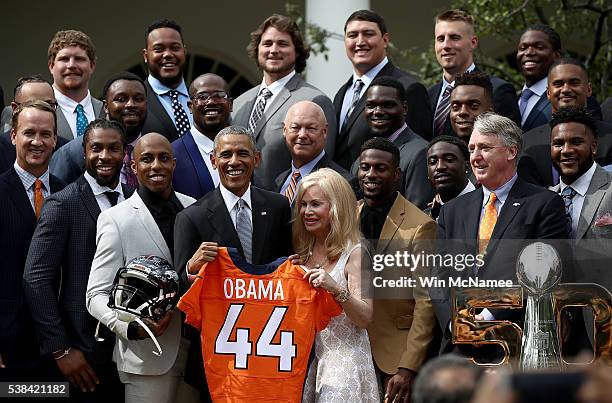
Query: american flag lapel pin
[[513, 202, 521, 207], [261, 211, 267, 216]]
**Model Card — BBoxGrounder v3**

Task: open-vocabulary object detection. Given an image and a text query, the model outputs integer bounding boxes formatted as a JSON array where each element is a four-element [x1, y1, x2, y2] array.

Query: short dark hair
[[412, 355, 483, 403], [102, 72, 147, 100], [246, 14, 310, 74], [82, 118, 127, 147], [522, 23, 562, 52], [550, 106, 598, 138], [453, 71, 493, 104], [13, 75, 50, 98], [427, 135, 470, 161], [12, 100, 57, 134], [360, 137, 400, 167], [145, 19, 184, 46], [344, 10, 387, 35], [369, 76, 405, 102], [549, 57, 588, 77]]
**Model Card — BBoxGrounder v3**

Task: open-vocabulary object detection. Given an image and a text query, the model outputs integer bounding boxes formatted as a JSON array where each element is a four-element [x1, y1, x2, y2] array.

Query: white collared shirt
[[340, 56, 389, 125], [437, 63, 476, 109], [519, 77, 548, 125], [559, 162, 596, 236], [257, 70, 296, 114], [83, 171, 126, 211], [219, 183, 252, 229], [190, 125, 220, 187], [53, 87, 96, 139], [14, 162, 50, 212]]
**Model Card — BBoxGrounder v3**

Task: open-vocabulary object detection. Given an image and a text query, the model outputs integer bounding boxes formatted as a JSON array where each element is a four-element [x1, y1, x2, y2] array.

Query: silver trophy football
[[516, 242, 563, 370]]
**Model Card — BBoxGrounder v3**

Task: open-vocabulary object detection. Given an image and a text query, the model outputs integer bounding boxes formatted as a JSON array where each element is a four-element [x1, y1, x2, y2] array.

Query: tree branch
[[585, 11, 607, 68], [506, 0, 531, 19]]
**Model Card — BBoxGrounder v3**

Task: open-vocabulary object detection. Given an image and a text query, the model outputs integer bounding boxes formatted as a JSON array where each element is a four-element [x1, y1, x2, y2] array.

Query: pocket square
[[261, 211, 267, 216]]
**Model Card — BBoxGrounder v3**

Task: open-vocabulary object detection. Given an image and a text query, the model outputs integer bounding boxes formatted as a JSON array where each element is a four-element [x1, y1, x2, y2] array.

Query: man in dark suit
[[142, 19, 191, 142], [516, 24, 561, 133], [48, 30, 105, 141], [0, 134, 15, 174], [429, 10, 520, 138], [434, 112, 567, 353], [334, 10, 432, 170], [275, 101, 351, 201], [172, 73, 231, 199], [174, 125, 292, 398], [519, 58, 612, 187], [232, 14, 337, 190], [51, 72, 148, 185], [350, 76, 434, 209], [24, 119, 130, 400], [0, 100, 65, 380]]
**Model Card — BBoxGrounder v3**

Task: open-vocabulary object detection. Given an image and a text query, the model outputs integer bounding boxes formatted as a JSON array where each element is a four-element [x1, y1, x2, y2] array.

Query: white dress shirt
[[559, 162, 596, 237], [53, 87, 96, 139], [219, 183, 252, 230], [190, 125, 220, 187], [519, 77, 547, 126], [83, 171, 126, 211], [340, 56, 389, 124]]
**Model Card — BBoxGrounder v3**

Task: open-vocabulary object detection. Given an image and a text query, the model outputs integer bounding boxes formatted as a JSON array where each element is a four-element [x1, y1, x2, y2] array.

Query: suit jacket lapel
[[255, 77, 299, 140], [378, 193, 404, 253], [334, 77, 353, 123], [576, 166, 609, 240], [208, 189, 244, 256], [490, 180, 525, 240], [183, 133, 214, 194], [92, 98, 105, 119], [146, 81, 177, 139], [464, 189, 482, 240], [77, 175, 101, 223], [250, 188, 270, 264], [6, 169, 36, 225], [56, 107, 73, 140], [130, 193, 172, 262]]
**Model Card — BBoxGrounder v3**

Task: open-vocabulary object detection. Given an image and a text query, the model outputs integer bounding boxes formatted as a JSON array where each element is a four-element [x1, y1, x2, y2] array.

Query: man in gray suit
[[24, 119, 130, 400], [47, 30, 104, 141], [231, 14, 337, 190], [86, 133, 197, 403]]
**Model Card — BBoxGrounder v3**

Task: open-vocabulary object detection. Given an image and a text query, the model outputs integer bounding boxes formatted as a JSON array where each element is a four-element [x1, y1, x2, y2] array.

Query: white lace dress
[[302, 244, 380, 403]]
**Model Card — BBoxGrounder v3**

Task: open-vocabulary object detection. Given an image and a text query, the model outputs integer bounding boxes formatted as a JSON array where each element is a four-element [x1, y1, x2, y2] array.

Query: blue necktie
[[561, 186, 577, 238], [75, 104, 88, 137], [519, 88, 535, 118]]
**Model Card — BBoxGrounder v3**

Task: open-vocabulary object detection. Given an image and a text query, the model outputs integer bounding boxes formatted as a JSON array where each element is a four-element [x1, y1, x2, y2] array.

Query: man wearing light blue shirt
[[142, 19, 192, 142]]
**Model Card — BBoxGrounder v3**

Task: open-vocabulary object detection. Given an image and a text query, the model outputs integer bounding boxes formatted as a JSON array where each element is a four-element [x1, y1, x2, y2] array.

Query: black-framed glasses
[[190, 91, 229, 103]]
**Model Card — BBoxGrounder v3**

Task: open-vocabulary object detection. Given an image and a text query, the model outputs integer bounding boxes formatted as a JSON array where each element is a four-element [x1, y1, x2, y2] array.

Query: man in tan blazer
[[357, 137, 436, 403]]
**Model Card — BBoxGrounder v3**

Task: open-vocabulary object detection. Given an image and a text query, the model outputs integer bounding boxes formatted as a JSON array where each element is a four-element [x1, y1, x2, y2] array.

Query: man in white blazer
[[86, 133, 197, 403]]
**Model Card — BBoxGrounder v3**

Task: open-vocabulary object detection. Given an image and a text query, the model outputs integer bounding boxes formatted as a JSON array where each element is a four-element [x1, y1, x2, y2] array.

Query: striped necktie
[[248, 88, 273, 134], [284, 170, 301, 203], [341, 79, 364, 132], [433, 85, 453, 136]]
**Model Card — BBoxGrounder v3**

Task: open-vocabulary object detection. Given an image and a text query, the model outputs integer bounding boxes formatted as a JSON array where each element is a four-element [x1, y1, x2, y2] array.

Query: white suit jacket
[[86, 191, 195, 375]]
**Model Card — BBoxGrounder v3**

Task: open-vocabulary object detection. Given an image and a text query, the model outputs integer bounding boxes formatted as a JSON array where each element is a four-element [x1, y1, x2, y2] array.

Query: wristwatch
[[334, 288, 350, 303]]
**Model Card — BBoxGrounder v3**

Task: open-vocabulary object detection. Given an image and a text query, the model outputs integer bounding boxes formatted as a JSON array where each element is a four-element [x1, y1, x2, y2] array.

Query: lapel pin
[[513, 202, 521, 206], [261, 211, 267, 216]]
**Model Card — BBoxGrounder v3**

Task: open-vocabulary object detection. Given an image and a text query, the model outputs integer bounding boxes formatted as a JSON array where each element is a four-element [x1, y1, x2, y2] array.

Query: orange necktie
[[34, 178, 44, 218], [479, 192, 497, 253], [284, 170, 301, 203]]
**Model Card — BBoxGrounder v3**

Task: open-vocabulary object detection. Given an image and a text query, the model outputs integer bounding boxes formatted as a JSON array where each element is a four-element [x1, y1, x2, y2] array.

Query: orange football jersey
[[178, 247, 342, 403]]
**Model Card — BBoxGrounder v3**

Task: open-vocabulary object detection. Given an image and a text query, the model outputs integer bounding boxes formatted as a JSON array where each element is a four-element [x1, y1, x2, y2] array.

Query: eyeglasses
[[190, 91, 229, 103]]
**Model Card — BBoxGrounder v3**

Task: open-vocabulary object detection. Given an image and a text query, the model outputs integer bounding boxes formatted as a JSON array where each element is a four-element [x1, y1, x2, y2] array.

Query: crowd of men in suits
[[1, 6, 612, 403]]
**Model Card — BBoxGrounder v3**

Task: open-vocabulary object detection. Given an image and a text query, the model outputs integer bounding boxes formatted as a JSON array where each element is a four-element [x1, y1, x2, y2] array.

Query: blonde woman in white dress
[[295, 168, 380, 403]]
